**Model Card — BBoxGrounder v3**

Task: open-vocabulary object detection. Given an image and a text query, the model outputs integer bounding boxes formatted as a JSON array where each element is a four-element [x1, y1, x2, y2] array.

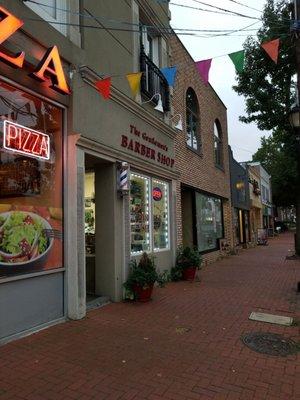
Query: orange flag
[[95, 77, 111, 99], [261, 39, 280, 64]]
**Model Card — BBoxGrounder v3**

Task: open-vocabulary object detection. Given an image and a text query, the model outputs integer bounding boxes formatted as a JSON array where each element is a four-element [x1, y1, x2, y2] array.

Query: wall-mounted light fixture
[[142, 93, 164, 113], [170, 114, 183, 131]]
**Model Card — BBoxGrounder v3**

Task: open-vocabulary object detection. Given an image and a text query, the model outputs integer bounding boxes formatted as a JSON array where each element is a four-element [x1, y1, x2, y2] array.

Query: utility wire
[[190, 0, 261, 18], [25, 0, 261, 22], [23, 0, 292, 36], [227, 0, 262, 13], [21, 16, 291, 40], [170, 2, 260, 20]]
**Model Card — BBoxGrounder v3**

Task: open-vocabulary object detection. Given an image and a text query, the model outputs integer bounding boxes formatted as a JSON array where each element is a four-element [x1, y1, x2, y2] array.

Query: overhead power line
[[190, 0, 261, 17], [22, 0, 291, 39], [170, 1, 261, 20], [227, 0, 262, 13]]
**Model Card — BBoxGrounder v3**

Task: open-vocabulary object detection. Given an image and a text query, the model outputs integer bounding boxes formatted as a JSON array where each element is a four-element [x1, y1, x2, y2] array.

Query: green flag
[[229, 50, 245, 73]]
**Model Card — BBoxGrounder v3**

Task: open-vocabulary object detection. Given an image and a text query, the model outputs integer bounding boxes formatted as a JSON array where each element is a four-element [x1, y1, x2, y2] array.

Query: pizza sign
[[153, 187, 163, 201], [3, 120, 50, 160]]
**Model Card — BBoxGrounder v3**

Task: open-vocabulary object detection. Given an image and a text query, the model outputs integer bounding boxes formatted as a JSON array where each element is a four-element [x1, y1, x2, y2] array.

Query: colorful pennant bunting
[[261, 39, 280, 64], [95, 77, 111, 99], [195, 59, 212, 85], [228, 50, 245, 73], [126, 72, 143, 97], [160, 66, 177, 87]]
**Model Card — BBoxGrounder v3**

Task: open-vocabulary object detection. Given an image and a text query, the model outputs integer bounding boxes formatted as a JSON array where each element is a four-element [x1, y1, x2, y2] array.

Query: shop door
[[85, 171, 96, 297]]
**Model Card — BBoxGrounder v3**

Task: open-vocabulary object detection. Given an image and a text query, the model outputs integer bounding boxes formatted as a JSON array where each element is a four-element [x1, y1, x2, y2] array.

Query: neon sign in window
[[3, 120, 50, 160]]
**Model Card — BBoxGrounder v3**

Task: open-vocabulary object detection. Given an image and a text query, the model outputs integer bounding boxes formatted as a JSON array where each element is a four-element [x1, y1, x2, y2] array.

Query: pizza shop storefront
[[0, 15, 71, 342]]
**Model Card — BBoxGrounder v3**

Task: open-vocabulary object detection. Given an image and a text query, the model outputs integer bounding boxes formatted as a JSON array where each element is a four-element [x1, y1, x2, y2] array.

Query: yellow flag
[[126, 72, 142, 97]]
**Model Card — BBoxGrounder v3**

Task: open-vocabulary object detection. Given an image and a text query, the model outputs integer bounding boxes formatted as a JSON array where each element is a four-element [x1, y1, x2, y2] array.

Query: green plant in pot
[[124, 253, 158, 302], [174, 246, 202, 281]]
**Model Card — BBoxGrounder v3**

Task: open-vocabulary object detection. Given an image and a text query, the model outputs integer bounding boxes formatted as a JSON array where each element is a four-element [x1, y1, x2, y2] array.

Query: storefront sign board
[[0, 6, 70, 95]]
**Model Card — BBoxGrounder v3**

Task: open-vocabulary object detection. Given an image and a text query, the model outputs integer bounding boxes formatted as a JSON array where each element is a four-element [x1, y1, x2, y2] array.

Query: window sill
[[215, 163, 225, 172], [0, 268, 65, 285], [186, 145, 203, 157]]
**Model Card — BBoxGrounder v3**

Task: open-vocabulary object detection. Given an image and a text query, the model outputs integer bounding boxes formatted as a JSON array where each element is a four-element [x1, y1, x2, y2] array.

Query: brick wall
[[170, 35, 234, 264]]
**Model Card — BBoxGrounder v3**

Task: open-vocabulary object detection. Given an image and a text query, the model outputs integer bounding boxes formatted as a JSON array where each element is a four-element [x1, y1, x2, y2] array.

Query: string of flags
[[94, 38, 281, 99], [196, 38, 280, 85]]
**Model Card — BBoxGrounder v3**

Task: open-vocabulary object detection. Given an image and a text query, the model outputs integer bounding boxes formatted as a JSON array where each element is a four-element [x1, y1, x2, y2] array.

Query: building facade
[[247, 164, 263, 243], [248, 163, 274, 236], [0, 0, 180, 343], [228, 147, 251, 247], [170, 36, 233, 264]]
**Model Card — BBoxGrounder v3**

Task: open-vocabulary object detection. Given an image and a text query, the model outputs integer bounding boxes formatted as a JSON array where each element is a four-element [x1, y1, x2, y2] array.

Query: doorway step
[[86, 295, 110, 311]]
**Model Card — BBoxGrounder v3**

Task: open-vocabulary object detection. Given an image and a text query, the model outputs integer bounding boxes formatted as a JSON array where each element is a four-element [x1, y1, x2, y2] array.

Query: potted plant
[[175, 246, 202, 281], [124, 253, 158, 302]]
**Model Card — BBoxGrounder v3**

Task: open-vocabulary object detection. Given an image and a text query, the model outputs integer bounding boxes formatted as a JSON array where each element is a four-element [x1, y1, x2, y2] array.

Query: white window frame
[[130, 172, 170, 256], [26, 0, 68, 36]]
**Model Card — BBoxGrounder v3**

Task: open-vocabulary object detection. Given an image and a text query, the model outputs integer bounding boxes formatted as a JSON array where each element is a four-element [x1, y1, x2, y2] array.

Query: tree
[[233, 0, 300, 253], [233, 0, 295, 133], [252, 133, 297, 207]]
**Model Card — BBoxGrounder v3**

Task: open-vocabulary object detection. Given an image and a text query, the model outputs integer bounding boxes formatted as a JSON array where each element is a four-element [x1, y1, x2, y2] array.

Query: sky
[[169, 0, 270, 162]]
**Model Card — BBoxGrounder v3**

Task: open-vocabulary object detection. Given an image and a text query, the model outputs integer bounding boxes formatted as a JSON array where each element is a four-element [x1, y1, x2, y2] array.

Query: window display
[[195, 192, 223, 252], [153, 180, 169, 250], [130, 174, 150, 254], [130, 173, 169, 255], [0, 80, 63, 278]]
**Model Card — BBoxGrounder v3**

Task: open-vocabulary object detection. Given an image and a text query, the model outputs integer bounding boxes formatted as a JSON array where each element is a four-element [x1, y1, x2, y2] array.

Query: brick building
[[170, 36, 234, 263]]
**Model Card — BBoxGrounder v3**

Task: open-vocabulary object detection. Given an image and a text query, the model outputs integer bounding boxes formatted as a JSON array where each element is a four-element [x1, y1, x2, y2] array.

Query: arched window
[[186, 88, 200, 151], [214, 120, 223, 167]]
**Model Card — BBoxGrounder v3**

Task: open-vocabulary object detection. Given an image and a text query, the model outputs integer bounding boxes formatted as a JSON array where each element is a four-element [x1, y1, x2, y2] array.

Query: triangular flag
[[261, 39, 280, 64], [95, 78, 111, 99], [160, 66, 177, 87], [228, 50, 245, 73], [195, 59, 212, 85], [126, 72, 142, 97]]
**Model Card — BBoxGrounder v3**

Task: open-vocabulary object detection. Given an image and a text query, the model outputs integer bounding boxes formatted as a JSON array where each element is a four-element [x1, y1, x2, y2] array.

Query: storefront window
[[130, 174, 150, 254], [0, 81, 63, 279], [130, 173, 169, 254], [195, 192, 223, 252], [153, 179, 169, 250]]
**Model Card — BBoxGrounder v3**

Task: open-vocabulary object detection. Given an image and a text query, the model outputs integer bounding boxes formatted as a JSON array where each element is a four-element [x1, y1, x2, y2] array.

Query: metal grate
[[241, 332, 299, 357]]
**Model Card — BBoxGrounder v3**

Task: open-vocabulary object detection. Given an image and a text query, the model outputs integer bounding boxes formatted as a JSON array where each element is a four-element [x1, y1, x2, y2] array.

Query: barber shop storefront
[[76, 67, 178, 310]]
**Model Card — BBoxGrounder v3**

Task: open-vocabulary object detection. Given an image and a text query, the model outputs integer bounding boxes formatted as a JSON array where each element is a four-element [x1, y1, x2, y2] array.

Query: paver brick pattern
[[1, 233, 300, 400]]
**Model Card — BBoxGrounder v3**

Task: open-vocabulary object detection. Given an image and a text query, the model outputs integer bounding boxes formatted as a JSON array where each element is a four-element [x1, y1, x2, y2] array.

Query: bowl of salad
[[0, 211, 54, 275]]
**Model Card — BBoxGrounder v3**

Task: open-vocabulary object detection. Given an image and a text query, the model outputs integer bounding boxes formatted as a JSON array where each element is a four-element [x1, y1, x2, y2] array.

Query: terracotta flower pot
[[182, 267, 196, 281], [133, 284, 154, 302]]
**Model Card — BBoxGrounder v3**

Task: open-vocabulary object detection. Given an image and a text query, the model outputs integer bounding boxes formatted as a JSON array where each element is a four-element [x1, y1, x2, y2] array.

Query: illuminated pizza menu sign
[[3, 120, 50, 160]]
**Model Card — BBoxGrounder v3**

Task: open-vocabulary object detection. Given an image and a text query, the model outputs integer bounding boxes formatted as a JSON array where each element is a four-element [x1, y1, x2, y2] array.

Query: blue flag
[[160, 66, 177, 87]]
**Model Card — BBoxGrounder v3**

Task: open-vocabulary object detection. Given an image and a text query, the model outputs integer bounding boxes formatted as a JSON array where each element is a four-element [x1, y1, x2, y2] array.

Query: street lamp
[[289, 105, 300, 137]]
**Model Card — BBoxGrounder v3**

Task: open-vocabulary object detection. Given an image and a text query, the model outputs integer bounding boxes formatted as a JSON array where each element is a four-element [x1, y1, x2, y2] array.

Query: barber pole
[[118, 162, 129, 195]]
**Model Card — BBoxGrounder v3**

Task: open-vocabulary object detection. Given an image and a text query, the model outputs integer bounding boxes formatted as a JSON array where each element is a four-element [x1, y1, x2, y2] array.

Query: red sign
[[153, 187, 163, 201], [4, 120, 50, 160]]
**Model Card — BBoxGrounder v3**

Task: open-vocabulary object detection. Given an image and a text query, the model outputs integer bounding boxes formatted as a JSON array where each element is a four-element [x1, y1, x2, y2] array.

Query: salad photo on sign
[[0, 206, 63, 276]]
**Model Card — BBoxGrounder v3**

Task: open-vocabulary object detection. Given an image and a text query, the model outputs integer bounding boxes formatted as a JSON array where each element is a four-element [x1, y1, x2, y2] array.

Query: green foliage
[[124, 253, 159, 296], [233, 0, 298, 207], [170, 264, 183, 281], [252, 132, 297, 206], [156, 270, 171, 287], [233, 0, 295, 132], [176, 246, 202, 270]]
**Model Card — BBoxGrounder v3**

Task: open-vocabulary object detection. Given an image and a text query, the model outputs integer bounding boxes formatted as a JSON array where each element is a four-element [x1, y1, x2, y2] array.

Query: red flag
[[95, 77, 111, 99], [261, 39, 280, 64]]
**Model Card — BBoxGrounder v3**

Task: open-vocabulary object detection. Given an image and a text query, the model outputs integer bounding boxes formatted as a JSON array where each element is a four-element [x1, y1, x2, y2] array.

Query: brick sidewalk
[[1, 233, 300, 400]]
